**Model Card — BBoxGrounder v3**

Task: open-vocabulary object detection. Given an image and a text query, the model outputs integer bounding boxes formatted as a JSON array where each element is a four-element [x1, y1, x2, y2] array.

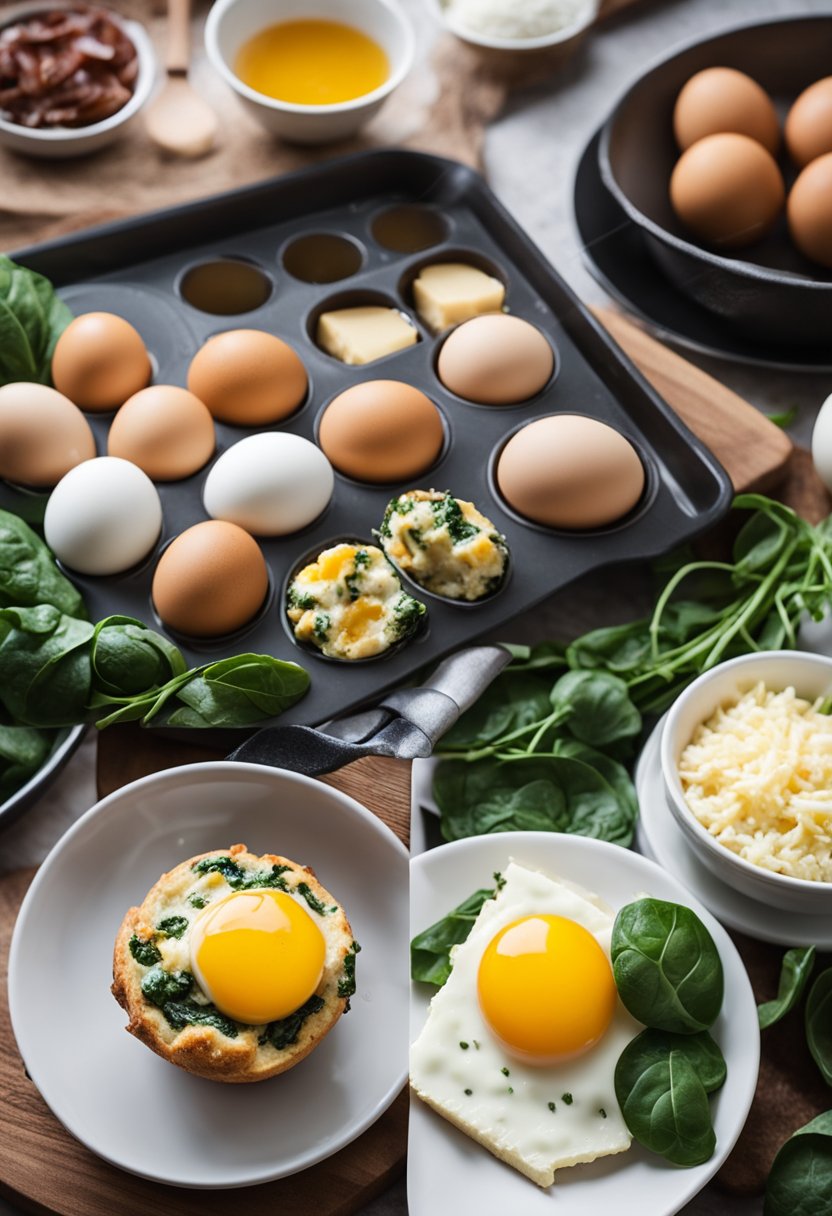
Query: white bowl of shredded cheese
[[426, 0, 600, 51], [661, 651, 832, 913]]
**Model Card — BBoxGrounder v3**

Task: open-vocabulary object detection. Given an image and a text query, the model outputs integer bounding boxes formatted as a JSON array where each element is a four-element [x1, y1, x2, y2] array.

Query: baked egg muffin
[[112, 843, 358, 1083], [379, 490, 508, 601], [286, 542, 426, 660]]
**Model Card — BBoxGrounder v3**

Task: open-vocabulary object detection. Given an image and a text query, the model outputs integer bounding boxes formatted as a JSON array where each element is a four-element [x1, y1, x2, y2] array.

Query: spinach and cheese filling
[[113, 844, 358, 1082], [378, 490, 509, 601], [286, 542, 426, 660]]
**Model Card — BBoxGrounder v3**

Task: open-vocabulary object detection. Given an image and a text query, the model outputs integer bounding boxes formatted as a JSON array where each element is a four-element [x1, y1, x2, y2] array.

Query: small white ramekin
[[0, 2, 155, 159], [661, 650, 832, 915], [205, 0, 414, 145]]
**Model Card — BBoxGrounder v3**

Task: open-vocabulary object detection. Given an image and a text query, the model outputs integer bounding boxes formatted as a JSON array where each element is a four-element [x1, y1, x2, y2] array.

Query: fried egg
[[409, 861, 641, 1187], [189, 889, 326, 1025]]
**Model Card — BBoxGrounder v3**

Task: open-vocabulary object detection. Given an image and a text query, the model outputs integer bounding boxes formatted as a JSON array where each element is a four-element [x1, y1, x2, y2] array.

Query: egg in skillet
[[112, 843, 358, 1082], [409, 861, 641, 1186]]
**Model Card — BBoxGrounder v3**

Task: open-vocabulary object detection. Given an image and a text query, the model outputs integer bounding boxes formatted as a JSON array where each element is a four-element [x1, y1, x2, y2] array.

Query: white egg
[[44, 456, 163, 575], [811, 391, 832, 493], [203, 433, 334, 537], [410, 861, 640, 1188]]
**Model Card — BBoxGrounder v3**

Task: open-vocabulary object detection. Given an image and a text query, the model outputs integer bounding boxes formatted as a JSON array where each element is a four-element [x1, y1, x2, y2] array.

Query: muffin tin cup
[[5, 149, 732, 729]]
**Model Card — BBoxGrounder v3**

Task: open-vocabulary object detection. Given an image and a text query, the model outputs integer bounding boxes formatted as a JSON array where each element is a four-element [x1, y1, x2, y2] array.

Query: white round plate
[[8, 762, 409, 1189], [636, 719, 832, 949], [408, 832, 759, 1216]]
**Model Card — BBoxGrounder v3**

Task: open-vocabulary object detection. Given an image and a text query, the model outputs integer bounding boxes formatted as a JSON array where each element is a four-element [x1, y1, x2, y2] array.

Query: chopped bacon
[[0, 7, 138, 129]]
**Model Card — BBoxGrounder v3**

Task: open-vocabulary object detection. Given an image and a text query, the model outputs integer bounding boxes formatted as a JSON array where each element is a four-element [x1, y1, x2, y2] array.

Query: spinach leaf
[[128, 934, 161, 966], [437, 671, 552, 751], [615, 1046, 716, 1167], [411, 876, 504, 987], [0, 605, 93, 726], [0, 256, 72, 386], [162, 654, 311, 727], [758, 947, 815, 1030], [549, 670, 641, 748], [338, 940, 361, 999], [162, 999, 238, 1039], [296, 881, 328, 915], [156, 916, 188, 940], [434, 754, 635, 846], [0, 723, 52, 798], [259, 994, 324, 1051], [806, 969, 832, 1087], [0, 510, 83, 615], [612, 899, 724, 1033], [617, 1028, 726, 1095], [764, 1111, 832, 1216], [192, 855, 291, 892], [141, 966, 193, 1007], [91, 616, 185, 695], [505, 641, 566, 672]]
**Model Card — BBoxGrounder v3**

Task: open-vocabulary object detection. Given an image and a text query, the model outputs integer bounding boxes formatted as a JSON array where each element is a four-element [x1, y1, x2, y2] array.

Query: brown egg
[[673, 67, 780, 154], [437, 315, 554, 405], [152, 520, 269, 637], [51, 312, 151, 412], [187, 329, 308, 426], [669, 133, 785, 248], [108, 385, 215, 481], [788, 153, 832, 269], [497, 415, 645, 529], [319, 381, 444, 483], [0, 382, 96, 487], [786, 77, 832, 168]]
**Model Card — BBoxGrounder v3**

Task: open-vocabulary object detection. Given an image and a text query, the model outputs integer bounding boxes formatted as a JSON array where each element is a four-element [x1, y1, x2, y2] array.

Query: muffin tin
[[3, 150, 732, 728]]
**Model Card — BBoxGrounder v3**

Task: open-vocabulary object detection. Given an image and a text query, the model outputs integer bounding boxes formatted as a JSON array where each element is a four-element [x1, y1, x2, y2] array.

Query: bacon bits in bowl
[[661, 650, 832, 915], [0, 3, 155, 158]]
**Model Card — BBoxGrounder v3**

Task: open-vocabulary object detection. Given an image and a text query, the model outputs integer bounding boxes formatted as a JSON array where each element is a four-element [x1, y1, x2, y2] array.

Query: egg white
[[409, 860, 642, 1187]]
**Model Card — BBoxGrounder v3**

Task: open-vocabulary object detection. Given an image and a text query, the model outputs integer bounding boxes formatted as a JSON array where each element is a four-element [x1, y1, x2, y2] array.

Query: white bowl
[[8, 761, 409, 1187], [205, 0, 414, 145], [425, 0, 599, 52], [0, 3, 155, 159], [661, 650, 832, 915]]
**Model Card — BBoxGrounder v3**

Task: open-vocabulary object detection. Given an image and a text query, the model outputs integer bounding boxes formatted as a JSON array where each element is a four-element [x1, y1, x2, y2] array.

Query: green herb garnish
[[129, 934, 161, 966], [259, 994, 325, 1051], [156, 915, 188, 940]]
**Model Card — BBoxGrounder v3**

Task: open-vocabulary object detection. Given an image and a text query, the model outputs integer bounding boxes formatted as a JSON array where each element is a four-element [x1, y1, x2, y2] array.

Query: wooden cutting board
[[0, 318, 799, 1216], [0, 752, 410, 1216]]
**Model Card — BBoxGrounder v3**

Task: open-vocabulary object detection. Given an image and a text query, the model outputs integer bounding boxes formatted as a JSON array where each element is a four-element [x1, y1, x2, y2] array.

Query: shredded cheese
[[678, 681, 832, 883]]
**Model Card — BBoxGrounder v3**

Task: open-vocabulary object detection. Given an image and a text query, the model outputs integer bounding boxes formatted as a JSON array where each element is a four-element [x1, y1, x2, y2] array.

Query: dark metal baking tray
[[4, 149, 733, 728]]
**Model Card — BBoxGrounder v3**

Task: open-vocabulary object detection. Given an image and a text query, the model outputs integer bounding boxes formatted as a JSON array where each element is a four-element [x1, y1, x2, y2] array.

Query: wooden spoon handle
[[166, 0, 192, 74]]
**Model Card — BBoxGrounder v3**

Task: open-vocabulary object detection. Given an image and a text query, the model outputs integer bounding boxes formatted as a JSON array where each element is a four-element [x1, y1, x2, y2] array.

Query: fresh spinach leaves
[[764, 1111, 832, 1215], [433, 669, 639, 847], [611, 899, 723, 1034], [0, 510, 83, 616], [0, 256, 72, 387], [617, 1028, 726, 1096], [806, 968, 832, 1087], [758, 946, 816, 1030], [615, 1045, 716, 1167], [410, 874, 504, 988], [0, 606, 310, 730], [434, 749, 636, 846], [0, 723, 52, 798]]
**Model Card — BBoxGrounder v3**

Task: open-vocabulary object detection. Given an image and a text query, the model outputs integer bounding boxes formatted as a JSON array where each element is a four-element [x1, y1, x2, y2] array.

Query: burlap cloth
[[0, 0, 826, 1195]]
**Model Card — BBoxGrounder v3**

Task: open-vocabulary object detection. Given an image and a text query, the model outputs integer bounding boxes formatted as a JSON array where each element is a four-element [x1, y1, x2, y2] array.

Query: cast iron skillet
[[599, 14, 832, 347]]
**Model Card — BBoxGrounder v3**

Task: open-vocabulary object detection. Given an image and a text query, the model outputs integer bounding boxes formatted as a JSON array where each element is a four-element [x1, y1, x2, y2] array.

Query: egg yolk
[[190, 889, 325, 1025], [477, 914, 616, 1063]]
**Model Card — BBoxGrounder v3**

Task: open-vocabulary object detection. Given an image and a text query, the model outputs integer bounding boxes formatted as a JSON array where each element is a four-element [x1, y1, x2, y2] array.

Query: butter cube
[[412, 263, 505, 331], [316, 306, 418, 365]]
